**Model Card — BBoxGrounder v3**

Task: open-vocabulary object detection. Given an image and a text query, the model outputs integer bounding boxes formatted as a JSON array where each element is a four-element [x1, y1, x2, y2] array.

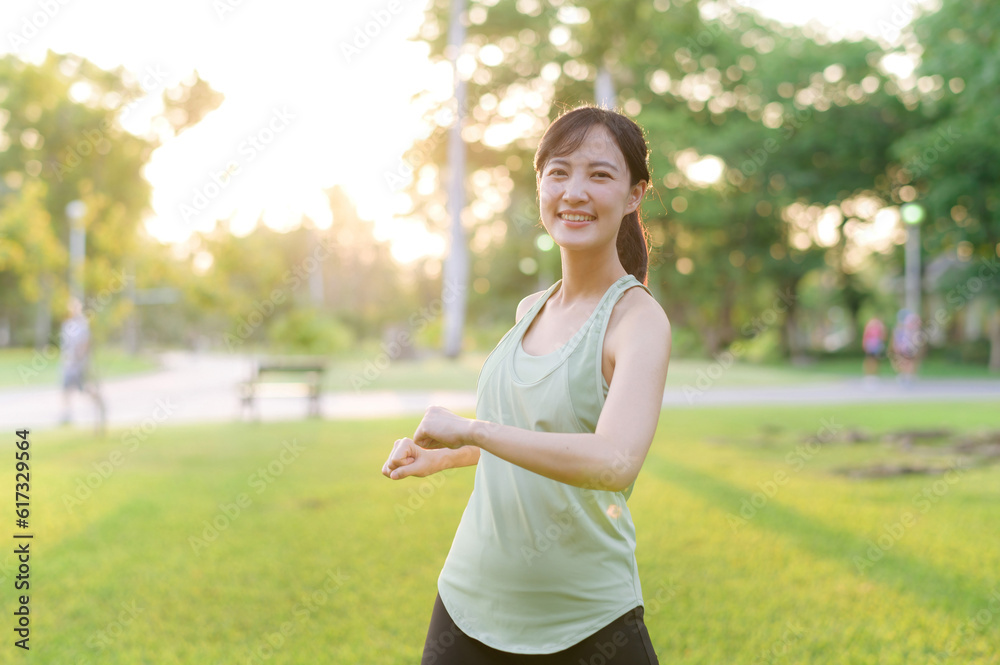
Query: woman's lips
[[558, 213, 595, 227]]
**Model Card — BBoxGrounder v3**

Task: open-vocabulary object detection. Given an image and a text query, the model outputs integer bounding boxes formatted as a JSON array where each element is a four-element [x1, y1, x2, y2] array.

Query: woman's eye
[[594, 172, 610, 178], [549, 169, 566, 176]]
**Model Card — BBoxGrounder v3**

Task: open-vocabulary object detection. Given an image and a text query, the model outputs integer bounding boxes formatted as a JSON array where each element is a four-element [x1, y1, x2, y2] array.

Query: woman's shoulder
[[515, 290, 547, 323], [608, 283, 671, 341], [621, 279, 665, 310]]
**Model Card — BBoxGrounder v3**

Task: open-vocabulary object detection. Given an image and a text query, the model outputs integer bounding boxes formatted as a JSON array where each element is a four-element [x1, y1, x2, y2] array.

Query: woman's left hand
[[413, 405, 473, 450]]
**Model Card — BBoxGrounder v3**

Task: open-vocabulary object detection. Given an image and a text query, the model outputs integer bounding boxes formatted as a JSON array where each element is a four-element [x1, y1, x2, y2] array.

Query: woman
[[861, 316, 887, 382], [382, 105, 671, 664]]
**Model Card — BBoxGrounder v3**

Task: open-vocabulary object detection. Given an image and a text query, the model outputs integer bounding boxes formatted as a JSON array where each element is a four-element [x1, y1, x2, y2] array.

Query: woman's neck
[[553, 246, 628, 306]]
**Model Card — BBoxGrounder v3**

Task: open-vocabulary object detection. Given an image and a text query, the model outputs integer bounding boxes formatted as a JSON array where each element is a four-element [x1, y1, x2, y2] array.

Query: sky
[[1, 0, 933, 263]]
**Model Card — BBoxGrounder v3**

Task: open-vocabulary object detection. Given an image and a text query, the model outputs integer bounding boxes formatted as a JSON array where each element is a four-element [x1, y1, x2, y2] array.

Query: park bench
[[239, 356, 326, 420]]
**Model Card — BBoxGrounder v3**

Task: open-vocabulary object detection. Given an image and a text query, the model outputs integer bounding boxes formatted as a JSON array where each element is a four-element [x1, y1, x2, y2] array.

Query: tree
[[0, 179, 64, 342], [405, 0, 919, 360], [891, 0, 1000, 369], [170, 185, 409, 355], [0, 51, 221, 347]]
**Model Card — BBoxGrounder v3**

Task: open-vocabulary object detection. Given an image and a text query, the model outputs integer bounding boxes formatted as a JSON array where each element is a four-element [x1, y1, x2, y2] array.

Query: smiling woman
[[533, 107, 652, 284], [382, 105, 671, 665]]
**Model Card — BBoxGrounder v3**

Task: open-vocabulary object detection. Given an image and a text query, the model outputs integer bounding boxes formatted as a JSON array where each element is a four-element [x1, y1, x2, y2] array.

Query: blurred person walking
[[861, 316, 887, 386], [889, 309, 923, 386], [60, 296, 106, 434]]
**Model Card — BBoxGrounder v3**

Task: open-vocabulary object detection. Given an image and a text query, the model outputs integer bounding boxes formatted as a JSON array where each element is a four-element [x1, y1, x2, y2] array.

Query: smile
[[558, 213, 596, 222]]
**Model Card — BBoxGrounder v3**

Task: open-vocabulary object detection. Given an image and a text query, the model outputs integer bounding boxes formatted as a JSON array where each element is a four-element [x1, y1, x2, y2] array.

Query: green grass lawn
[[8, 402, 999, 663], [0, 346, 160, 388]]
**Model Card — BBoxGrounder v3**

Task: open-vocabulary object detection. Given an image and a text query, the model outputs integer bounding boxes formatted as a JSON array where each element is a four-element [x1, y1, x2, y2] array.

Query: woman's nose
[[562, 174, 588, 202]]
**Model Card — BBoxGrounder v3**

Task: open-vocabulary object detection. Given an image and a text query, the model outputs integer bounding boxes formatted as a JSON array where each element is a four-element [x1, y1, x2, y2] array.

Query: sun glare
[[376, 217, 447, 264], [686, 156, 726, 186]]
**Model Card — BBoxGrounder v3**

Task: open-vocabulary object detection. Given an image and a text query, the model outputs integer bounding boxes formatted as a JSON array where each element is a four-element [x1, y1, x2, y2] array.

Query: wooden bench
[[239, 356, 326, 420]]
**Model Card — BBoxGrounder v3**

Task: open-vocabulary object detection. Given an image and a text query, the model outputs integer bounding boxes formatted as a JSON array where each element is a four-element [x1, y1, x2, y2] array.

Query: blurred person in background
[[861, 316, 887, 386], [60, 296, 106, 434], [889, 309, 923, 386]]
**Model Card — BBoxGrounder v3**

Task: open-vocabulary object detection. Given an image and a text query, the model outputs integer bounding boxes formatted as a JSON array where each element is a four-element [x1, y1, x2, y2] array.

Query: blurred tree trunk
[[719, 281, 735, 348], [989, 309, 1000, 372], [33, 281, 52, 350], [703, 326, 721, 357], [780, 277, 807, 363]]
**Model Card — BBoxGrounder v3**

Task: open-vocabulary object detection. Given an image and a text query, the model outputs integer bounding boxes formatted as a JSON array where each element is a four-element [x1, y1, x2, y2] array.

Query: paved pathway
[[1, 351, 998, 432]]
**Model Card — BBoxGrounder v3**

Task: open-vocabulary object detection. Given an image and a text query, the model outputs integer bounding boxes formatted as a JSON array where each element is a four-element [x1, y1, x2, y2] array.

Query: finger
[[390, 445, 416, 463], [385, 454, 415, 473], [384, 438, 418, 478], [389, 457, 421, 479], [412, 428, 433, 448], [383, 446, 400, 477], [389, 456, 415, 470], [387, 439, 411, 462]]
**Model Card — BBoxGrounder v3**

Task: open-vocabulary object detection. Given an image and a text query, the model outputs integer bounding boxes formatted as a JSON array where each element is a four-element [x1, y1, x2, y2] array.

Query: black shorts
[[421, 592, 660, 665]]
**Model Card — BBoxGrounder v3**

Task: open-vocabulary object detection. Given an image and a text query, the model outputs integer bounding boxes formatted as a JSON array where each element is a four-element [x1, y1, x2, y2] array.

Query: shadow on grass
[[646, 456, 994, 621]]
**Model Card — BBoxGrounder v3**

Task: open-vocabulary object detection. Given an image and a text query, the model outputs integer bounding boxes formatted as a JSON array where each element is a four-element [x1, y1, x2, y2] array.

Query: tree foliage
[[0, 51, 219, 345], [406, 0, 941, 358], [891, 0, 1000, 367]]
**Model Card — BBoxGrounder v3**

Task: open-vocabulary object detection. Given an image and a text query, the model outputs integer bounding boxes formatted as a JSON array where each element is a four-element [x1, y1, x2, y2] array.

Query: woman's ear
[[625, 180, 648, 214]]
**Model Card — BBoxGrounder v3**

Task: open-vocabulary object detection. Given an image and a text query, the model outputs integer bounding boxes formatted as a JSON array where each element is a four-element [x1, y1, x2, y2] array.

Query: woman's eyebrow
[[548, 158, 620, 172]]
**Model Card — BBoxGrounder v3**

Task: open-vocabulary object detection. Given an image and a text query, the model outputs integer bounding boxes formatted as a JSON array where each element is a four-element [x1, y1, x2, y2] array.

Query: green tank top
[[437, 274, 652, 654]]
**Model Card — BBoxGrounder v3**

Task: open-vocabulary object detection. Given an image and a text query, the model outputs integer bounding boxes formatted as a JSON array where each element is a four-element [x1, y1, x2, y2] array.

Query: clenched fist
[[382, 437, 444, 480]]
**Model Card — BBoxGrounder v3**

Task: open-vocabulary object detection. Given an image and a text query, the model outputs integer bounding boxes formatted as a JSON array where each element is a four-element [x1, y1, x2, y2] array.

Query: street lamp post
[[66, 200, 87, 302], [442, 0, 468, 358], [900, 202, 925, 317], [595, 65, 615, 109]]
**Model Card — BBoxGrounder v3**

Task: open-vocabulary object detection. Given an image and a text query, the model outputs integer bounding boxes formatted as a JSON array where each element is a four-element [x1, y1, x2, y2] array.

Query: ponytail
[[617, 210, 649, 285]]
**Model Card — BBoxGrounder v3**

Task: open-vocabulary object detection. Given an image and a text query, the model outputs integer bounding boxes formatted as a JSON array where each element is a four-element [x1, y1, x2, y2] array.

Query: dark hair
[[533, 105, 651, 284]]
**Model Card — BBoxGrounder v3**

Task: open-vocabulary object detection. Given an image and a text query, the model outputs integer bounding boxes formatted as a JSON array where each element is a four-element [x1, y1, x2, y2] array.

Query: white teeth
[[560, 214, 595, 222]]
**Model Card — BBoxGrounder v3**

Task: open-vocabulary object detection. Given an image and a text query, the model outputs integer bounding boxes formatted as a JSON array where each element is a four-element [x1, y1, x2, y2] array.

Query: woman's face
[[536, 124, 646, 255]]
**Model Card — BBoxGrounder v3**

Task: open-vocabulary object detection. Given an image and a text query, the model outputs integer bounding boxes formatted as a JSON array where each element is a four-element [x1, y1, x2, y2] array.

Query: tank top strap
[[567, 275, 651, 432], [500, 275, 649, 387], [589, 275, 652, 360], [555, 275, 637, 358], [594, 274, 650, 317]]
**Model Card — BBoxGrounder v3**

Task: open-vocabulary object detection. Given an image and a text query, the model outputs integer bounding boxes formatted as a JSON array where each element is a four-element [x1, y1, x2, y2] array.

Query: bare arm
[[386, 288, 564, 480], [433, 292, 539, 472], [418, 297, 671, 491], [440, 445, 480, 470], [382, 439, 479, 479]]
